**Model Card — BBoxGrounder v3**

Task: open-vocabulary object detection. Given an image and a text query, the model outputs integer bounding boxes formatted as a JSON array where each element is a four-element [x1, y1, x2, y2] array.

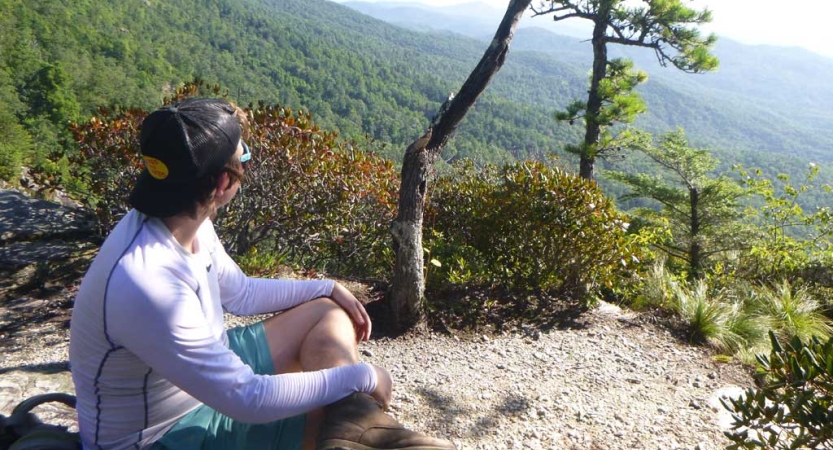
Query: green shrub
[[425, 160, 638, 322], [650, 265, 828, 359], [0, 108, 32, 183], [740, 165, 833, 289], [723, 332, 833, 449], [0, 141, 24, 183], [65, 107, 144, 235], [631, 257, 678, 310], [671, 280, 747, 351]]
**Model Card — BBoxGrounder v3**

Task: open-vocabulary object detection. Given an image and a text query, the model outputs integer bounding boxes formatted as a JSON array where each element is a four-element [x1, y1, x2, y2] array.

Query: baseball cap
[[129, 98, 242, 218]]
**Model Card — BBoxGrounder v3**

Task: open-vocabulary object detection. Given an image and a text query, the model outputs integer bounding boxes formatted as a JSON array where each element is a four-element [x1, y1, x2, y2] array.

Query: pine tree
[[607, 129, 748, 279], [532, 0, 718, 180], [557, 58, 647, 172]]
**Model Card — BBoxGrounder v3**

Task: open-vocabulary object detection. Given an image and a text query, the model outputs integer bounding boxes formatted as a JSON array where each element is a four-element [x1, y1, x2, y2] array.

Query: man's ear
[[214, 171, 231, 198]]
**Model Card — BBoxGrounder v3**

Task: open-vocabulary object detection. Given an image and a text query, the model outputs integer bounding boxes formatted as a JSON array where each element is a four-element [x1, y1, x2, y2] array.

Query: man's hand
[[370, 364, 392, 410], [330, 282, 372, 342]]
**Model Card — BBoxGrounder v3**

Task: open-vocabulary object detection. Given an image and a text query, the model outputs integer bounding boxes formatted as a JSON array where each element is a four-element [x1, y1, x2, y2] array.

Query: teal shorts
[[151, 322, 306, 450]]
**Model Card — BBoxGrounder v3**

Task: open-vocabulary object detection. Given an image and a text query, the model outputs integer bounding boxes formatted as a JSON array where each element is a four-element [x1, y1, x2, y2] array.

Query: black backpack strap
[[1, 393, 80, 450], [11, 394, 76, 417]]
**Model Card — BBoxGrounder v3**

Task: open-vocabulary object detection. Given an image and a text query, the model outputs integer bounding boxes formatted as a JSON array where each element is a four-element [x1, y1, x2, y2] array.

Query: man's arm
[[108, 271, 377, 423], [210, 226, 371, 339]]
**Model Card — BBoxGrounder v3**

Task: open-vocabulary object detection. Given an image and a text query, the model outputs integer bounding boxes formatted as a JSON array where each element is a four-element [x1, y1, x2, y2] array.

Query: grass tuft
[[633, 258, 677, 310], [751, 280, 832, 342], [672, 280, 737, 350]]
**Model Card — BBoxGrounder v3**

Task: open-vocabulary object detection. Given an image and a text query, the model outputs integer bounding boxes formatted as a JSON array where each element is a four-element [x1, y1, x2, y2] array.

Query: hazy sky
[[341, 0, 833, 58]]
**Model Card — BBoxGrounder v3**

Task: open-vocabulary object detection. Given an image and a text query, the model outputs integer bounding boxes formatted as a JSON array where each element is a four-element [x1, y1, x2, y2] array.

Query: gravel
[[360, 303, 751, 450]]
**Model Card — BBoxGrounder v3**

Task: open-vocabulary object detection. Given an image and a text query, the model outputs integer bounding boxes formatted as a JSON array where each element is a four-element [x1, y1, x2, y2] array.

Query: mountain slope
[[1, 0, 590, 165], [2, 0, 831, 185], [342, 0, 833, 166]]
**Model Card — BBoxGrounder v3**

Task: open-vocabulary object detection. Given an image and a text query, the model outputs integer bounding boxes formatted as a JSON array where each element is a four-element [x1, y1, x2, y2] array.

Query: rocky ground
[[0, 188, 754, 449]]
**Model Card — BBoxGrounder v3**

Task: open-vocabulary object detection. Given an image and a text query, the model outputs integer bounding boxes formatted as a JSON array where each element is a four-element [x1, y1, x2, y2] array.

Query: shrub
[[38, 81, 225, 235], [740, 164, 833, 288], [65, 107, 144, 235], [0, 108, 31, 183], [651, 265, 828, 359], [425, 160, 638, 323], [41, 80, 399, 278], [632, 257, 678, 310], [0, 141, 24, 183], [671, 280, 748, 351], [723, 332, 833, 449], [218, 103, 398, 278]]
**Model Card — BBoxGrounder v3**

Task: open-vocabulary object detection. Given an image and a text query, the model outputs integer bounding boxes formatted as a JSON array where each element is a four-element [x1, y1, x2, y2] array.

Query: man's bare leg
[[261, 297, 453, 450], [262, 297, 360, 449]]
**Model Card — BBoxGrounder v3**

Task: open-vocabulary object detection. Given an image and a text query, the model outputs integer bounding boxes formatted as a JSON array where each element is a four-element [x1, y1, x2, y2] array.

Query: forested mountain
[[1, 0, 584, 169], [343, 1, 833, 169], [1, 0, 830, 189]]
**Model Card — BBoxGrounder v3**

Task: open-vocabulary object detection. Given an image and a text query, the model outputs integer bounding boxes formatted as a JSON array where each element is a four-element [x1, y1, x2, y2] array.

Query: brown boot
[[317, 393, 456, 450]]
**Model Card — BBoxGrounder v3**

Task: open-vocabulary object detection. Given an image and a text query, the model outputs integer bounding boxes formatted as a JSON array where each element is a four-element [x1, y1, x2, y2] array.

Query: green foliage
[[751, 280, 833, 344], [0, 107, 31, 182], [628, 161, 831, 360], [631, 258, 677, 310], [533, 0, 718, 71], [671, 280, 750, 352], [594, 59, 648, 125], [0, 68, 31, 182], [739, 164, 833, 286], [219, 104, 399, 279], [2, 0, 830, 203], [533, 0, 717, 178], [0, 0, 585, 176], [425, 160, 638, 324], [63, 108, 144, 235], [234, 246, 291, 279], [25, 62, 81, 124], [723, 332, 833, 449], [607, 129, 750, 278], [636, 256, 832, 361], [558, 58, 647, 162]]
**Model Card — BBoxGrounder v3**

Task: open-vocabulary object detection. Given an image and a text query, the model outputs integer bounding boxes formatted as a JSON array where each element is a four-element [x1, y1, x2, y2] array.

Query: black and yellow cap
[[129, 98, 241, 218]]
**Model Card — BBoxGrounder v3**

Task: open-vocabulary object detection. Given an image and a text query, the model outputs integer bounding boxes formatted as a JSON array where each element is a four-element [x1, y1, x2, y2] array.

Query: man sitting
[[69, 98, 456, 450]]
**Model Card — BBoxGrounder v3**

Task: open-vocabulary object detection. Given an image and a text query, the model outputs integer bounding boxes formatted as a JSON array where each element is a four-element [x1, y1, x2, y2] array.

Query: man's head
[[129, 98, 246, 218]]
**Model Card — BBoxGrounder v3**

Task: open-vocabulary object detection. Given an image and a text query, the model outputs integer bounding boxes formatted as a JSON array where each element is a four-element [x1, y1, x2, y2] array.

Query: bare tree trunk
[[389, 0, 532, 331], [689, 186, 702, 280], [580, 1, 613, 181]]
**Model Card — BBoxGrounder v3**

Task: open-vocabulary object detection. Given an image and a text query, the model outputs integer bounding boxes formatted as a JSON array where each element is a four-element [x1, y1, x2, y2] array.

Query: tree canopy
[[532, 0, 718, 179]]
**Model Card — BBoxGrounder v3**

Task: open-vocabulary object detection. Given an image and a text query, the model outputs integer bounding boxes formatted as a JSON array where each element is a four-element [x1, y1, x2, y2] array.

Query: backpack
[[0, 393, 80, 450]]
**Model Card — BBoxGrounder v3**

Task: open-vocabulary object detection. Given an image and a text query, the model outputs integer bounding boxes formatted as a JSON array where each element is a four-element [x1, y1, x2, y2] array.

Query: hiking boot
[[317, 393, 456, 450]]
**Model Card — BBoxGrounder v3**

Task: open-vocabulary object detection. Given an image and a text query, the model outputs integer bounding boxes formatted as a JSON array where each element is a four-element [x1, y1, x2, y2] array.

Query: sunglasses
[[240, 142, 252, 164]]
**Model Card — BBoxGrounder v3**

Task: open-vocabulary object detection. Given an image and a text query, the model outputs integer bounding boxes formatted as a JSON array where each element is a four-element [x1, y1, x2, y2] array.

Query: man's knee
[[264, 297, 357, 372], [302, 298, 360, 363], [307, 297, 353, 330]]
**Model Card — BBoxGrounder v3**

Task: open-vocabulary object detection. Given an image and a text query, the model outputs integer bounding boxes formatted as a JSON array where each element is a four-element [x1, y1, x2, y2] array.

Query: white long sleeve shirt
[[69, 210, 377, 450]]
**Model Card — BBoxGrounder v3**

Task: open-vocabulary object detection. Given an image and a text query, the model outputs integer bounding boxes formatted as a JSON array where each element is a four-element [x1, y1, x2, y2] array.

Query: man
[[69, 98, 456, 450]]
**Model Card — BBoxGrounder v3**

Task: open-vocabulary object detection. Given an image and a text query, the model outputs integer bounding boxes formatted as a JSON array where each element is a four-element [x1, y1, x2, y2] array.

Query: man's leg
[[263, 297, 359, 371], [262, 297, 455, 450], [262, 297, 359, 449]]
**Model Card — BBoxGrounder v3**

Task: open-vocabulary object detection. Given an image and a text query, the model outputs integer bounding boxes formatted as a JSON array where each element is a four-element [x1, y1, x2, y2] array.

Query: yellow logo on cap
[[143, 156, 169, 180]]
